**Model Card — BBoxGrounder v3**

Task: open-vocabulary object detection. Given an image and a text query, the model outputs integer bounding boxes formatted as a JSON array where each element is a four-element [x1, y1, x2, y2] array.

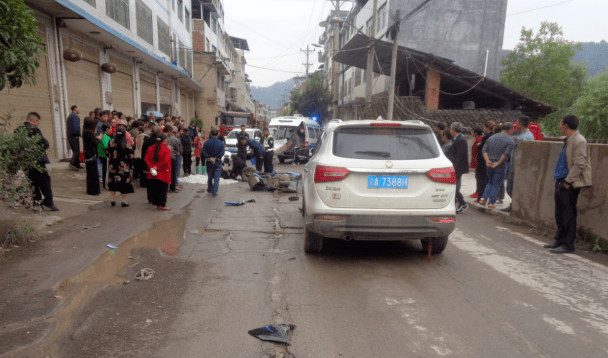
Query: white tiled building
[[1, 0, 204, 160]]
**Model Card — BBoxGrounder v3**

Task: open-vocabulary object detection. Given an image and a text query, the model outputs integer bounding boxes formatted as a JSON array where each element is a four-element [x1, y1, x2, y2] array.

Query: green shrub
[[190, 118, 203, 129], [0, 110, 45, 208]]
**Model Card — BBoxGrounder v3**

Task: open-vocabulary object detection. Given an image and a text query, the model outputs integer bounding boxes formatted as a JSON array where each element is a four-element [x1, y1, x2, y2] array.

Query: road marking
[[451, 228, 608, 336]]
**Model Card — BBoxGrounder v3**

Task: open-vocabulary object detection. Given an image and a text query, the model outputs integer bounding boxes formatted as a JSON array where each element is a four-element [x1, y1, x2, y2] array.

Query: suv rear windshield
[[333, 127, 440, 160]]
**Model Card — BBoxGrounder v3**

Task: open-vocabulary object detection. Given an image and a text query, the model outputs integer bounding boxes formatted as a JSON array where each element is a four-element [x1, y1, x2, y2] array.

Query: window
[[333, 127, 440, 160], [83, 0, 95, 7], [185, 8, 190, 32], [177, 0, 183, 22], [171, 0, 174, 10], [172, 34, 178, 63], [377, 3, 387, 32], [106, 0, 130, 29], [157, 17, 171, 56], [363, 69, 366, 83], [307, 127, 316, 139], [187, 50, 192, 75], [179, 41, 186, 69], [206, 38, 210, 52], [212, 45, 217, 54], [136, 0, 153, 45], [212, 17, 217, 34], [366, 18, 373, 36], [355, 68, 362, 87]]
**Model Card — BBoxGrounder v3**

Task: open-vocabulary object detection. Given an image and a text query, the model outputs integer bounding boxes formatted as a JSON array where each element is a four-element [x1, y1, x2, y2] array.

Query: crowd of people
[[63, 106, 282, 210], [434, 115, 592, 254], [65, 106, 213, 210]]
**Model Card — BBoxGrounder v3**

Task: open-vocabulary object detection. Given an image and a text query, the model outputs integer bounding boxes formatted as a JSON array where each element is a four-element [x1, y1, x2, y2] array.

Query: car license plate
[[367, 175, 408, 189]]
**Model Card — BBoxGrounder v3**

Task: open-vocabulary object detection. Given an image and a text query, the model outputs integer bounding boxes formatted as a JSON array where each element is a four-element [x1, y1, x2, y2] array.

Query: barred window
[[106, 0, 130, 29], [185, 8, 190, 32], [83, 0, 96, 7], [179, 41, 186, 69], [177, 0, 183, 23], [157, 17, 171, 57], [377, 3, 387, 32], [136, 0, 153, 45]]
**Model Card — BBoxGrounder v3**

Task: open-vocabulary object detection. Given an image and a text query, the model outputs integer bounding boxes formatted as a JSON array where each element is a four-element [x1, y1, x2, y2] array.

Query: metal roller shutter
[[159, 85, 171, 106], [0, 31, 56, 157], [139, 70, 156, 105], [63, 37, 101, 132], [110, 56, 134, 116], [180, 93, 187, 120]]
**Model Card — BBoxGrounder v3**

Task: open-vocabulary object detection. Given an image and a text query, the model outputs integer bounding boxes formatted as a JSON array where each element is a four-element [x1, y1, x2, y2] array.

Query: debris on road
[[248, 172, 300, 192], [288, 257, 296, 261], [146, 318, 152, 324], [135, 268, 155, 281], [106, 244, 119, 249], [54, 295, 63, 299], [248, 324, 296, 345], [123, 280, 130, 285], [225, 199, 256, 206], [84, 223, 101, 229]]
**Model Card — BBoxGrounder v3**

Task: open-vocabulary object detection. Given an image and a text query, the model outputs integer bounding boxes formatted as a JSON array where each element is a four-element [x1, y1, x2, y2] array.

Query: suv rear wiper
[[354, 151, 391, 158]]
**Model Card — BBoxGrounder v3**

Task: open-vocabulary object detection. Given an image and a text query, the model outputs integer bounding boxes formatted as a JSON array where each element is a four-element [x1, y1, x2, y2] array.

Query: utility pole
[[365, 0, 378, 105], [301, 45, 315, 77], [387, 10, 400, 121]]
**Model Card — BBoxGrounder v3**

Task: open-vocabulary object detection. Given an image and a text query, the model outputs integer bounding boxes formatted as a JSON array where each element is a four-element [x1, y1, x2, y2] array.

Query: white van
[[268, 116, 322, 163]]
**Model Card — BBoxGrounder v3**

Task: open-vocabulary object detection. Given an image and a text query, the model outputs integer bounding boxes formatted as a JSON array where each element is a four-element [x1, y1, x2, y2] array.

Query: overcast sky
[[223, 0, 607, 89]]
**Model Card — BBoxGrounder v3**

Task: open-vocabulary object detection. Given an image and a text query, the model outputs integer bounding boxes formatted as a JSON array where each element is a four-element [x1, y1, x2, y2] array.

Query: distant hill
[[499, 40, 608, 79], [251, 78, 296, 111]]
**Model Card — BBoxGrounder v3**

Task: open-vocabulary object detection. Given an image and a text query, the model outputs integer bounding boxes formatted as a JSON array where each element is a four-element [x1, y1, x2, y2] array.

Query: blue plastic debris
[[225, 199, 256, 206], [107, 244, 119, 249], [248, 324, 296, 345]]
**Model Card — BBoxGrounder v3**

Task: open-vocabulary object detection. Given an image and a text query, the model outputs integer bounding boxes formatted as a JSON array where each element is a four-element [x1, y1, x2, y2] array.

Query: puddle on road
[[37, 215, 187, 357]]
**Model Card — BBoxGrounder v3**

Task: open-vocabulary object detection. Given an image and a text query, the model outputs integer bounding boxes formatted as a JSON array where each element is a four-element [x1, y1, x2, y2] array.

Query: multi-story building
[[191, 0, 259, 134], [1, 0, 203, 160], [319, 0, 508, 120]]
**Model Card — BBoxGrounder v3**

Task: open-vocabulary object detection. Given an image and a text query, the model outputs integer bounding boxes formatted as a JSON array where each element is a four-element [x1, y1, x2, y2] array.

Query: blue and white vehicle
[[268, 116, 322, 164]]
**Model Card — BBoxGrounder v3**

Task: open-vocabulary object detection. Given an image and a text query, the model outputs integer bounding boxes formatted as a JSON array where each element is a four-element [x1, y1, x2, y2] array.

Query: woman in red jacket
[[145, 133, 172, 210]]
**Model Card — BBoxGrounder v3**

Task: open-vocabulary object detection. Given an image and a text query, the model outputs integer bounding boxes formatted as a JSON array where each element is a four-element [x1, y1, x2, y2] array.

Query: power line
[[507, 0, 574, 16], [247, 64, 304, 74]]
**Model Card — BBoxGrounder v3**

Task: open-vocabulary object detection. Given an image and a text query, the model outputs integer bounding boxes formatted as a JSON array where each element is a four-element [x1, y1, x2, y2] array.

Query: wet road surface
[[157, 164, 608, 358], [2, 164, 608, 357]]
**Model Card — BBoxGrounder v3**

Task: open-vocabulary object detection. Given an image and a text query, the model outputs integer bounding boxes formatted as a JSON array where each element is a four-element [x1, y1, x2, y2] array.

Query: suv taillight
[[426, 168, 456, 184], [314, 166, 350, 183]]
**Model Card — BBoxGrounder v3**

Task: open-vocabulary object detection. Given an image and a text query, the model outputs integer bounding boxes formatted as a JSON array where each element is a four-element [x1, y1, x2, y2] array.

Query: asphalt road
[[2, 163, 608, 357], [159, 163, 608, 358]]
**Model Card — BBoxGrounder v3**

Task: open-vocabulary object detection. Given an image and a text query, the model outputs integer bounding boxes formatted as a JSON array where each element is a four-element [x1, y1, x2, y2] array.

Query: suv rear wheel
[[304, 225, 323, 253], [278, 157, 285, 164], [421, 236, 449, 254]]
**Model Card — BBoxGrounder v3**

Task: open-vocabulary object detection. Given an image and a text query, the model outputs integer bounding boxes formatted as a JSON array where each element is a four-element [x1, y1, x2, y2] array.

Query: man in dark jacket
[[202, 128, 225, 197], [447, 122, 469, 213], [181, 127, 193, 176], [260, 127, 274, 173], [230, 154, 247, 179], [235, 125, 248, 161], [474, 121, 495, 201], [19, 112, 58, 211], [240, 136, 265, 172], [66, 105, 82, 171]]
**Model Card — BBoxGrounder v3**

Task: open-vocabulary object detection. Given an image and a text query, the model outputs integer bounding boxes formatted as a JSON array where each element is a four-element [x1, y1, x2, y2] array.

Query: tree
[[500, 22, 587, 135], [572, 69, 608, 140], [290, 74, 331, 124], [0, 0, 44, 90]]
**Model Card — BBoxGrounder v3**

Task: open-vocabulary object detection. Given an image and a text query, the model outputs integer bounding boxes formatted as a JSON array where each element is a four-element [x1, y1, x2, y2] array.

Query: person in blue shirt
[[544, 115, 592, 254], [503, 116, 535, 212], [240, 136, 265, 172], [202, 128, 225, 197], [66, 105, 82, 171]]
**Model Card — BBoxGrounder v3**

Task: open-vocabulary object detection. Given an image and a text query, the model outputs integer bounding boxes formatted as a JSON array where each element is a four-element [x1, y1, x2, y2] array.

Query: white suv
[[302, 119, 456, 254]]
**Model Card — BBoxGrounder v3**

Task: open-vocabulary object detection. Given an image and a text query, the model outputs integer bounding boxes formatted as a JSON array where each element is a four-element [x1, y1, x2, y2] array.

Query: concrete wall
[[390, 0, 508, 80], [512, 141, 608, 240]]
